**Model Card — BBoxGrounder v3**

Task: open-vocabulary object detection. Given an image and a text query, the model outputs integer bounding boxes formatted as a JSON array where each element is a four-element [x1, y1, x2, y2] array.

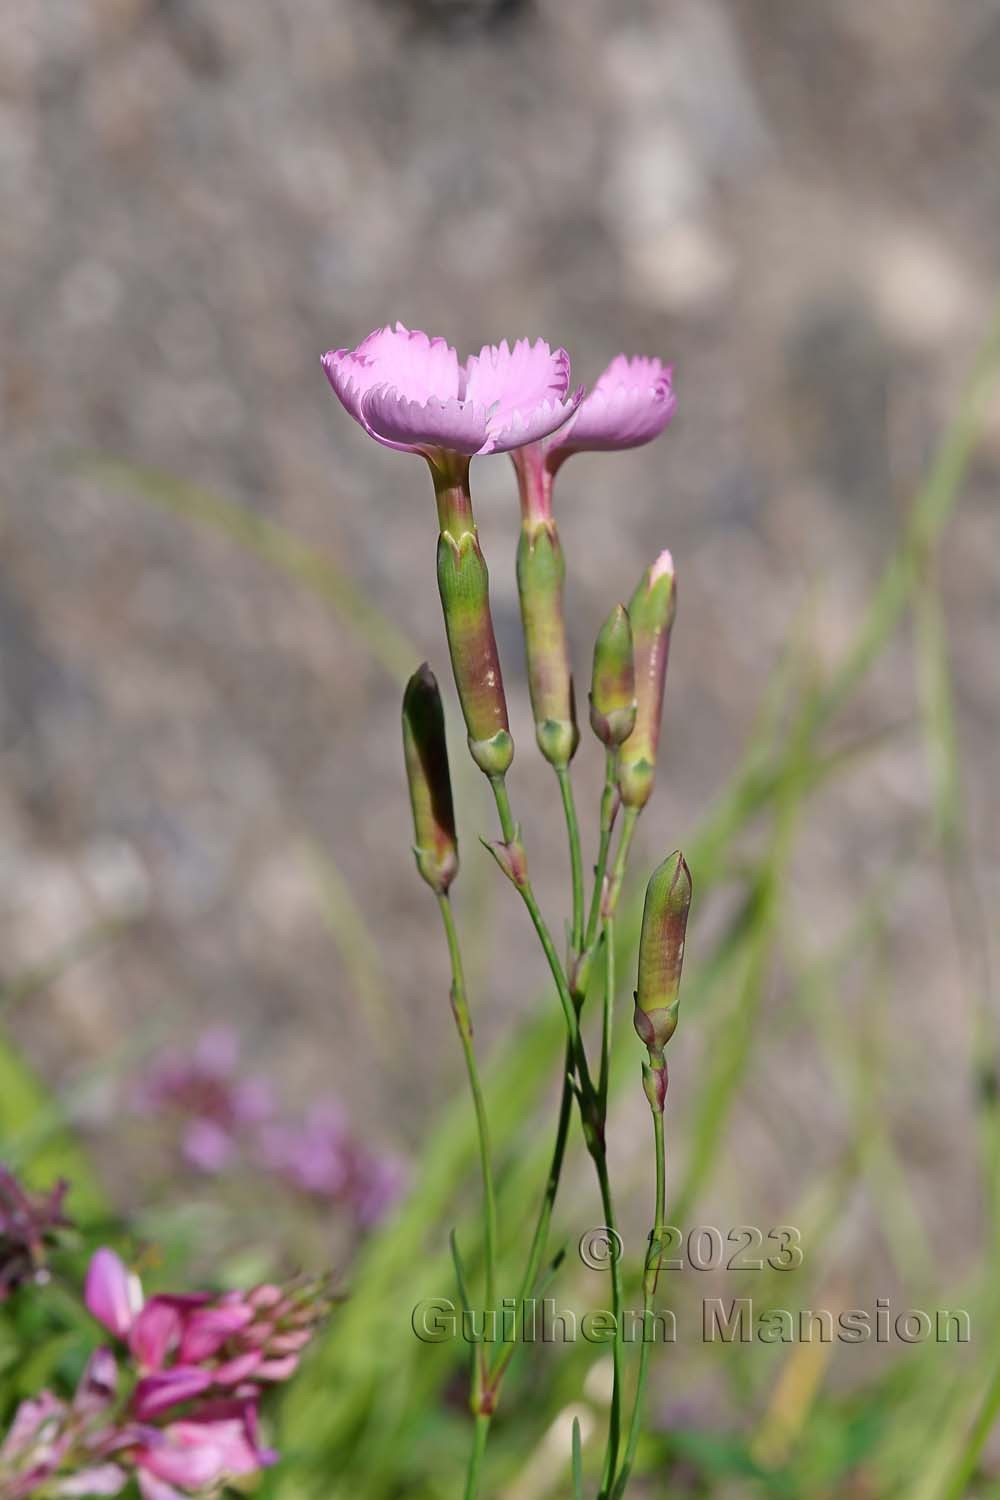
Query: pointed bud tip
[[597, 602, 633, 644], [652, 849, 692, 912], [590, 603, 637, 747], [650, 549, 675, 584], [403, 661, 442, 716]]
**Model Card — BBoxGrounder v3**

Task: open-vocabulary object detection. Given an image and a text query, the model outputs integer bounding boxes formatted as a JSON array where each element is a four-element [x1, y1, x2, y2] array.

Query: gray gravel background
[[2, 0, 999, 1367]]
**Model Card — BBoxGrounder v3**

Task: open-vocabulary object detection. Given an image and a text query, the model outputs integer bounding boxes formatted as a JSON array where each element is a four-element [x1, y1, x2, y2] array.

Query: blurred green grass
[[2, 307, 997, 1497]]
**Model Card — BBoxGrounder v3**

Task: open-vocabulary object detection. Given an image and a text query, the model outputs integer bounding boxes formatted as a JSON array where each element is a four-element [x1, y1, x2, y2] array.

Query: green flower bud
[[436, 528, 514, 779], [634, 851, 691, 1054], [516, 522, 579, 769], [618, 551, 676, 810], [402, 664, 459, 894], [589, 603, 636, 747]]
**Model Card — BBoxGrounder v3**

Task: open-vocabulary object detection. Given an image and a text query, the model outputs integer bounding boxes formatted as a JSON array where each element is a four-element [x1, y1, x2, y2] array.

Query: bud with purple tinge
[[589, 603, 636, 748], [633, 851, 692, 1059], [618, 552, 676, 810], [402, 664, 459, 894]]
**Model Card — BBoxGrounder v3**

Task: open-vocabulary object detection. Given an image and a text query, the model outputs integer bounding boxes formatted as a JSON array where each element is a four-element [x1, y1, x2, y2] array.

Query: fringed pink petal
[[360, 387, 490, 456], [463, 337, 572, 429], [551, 354, 676, 457]]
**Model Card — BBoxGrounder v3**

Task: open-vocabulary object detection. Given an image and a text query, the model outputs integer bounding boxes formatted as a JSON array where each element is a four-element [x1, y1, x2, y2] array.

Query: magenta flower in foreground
[[0, 1350, 128, 1498], [322, 323, 582, 459], [0, 1248, 330, 1497], [132, 1398, 275, 1500], [0, 1365, 274, 1500], [85, 1248, 328, 1396]]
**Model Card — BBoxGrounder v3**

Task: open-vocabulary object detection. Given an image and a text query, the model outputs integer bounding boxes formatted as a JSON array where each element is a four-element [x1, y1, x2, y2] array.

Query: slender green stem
[[437, 894, 498, 1319], [612, 1103, 666, 1500], [464, 1412, 492, 1500], [490, 774, 518, 845], [489, 1038, 575, 1387], [490, 756, 581, 1393], [653, 1109, 665, 1279], [487, 766, 624, 1487], [489, 777, 583, 1053], [486, 755, 650, 1499], [600, 918, 615, 1112], [439, 893, 499, 1499], [604, 805, 639, 923], [524, 883, 584, 1049], [557, 766, 586, 955], [595, 1150, 624, 1496], [584, 793, 640, 1497], [483, 765, 584, 1391], [585, 750, 619, 950]]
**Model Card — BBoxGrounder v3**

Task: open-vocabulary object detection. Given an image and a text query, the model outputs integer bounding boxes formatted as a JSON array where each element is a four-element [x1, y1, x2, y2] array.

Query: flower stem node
[[515, 523, 579, 769], [641, 1054, 668, 1115], [450, 983, 473, 1045], [480, 831, 528, 890], [634, 851, 692, 1053], [618, 553, 676, 810], [473, 1384, 498, 1417], [568, 944, 593, 1004], [643, 1222, 665, 1298], [590, 604, 637, 748], [402, 664, 459, 895]]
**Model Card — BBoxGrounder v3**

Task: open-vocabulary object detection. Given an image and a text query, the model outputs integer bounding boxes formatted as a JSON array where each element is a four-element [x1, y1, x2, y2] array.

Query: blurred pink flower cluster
[[130, 1027, 406, 1229], [0, 1247, 327, 1499]]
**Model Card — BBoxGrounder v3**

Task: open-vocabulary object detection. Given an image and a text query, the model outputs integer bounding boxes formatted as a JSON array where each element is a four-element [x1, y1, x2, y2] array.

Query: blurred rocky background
[[1, 0, 999, 1318]]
